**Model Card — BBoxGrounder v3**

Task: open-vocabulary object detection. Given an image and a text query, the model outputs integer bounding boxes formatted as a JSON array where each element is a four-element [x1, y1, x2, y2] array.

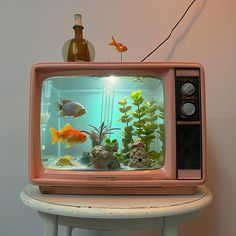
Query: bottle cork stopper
[[74, 14, 83, 26]]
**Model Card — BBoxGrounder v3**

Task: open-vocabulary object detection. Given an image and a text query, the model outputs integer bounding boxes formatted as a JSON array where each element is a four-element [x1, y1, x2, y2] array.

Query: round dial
[[181, 82, 195, 96], [181, 103, 196, 116]]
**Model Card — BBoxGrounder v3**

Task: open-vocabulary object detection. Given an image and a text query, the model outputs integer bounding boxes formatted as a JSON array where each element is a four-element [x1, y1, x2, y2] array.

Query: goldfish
[[50, 123, 87, 148], [58, 99, 86, 118], [109, 36, 128, 53]]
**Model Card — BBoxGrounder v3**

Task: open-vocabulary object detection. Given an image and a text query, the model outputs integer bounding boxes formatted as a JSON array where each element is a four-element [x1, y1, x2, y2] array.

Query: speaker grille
[[176, 124, 202, 169]]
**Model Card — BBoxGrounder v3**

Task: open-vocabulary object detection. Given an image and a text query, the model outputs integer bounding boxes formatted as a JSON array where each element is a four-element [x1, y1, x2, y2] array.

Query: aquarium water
[[40, 76, 164, 171]]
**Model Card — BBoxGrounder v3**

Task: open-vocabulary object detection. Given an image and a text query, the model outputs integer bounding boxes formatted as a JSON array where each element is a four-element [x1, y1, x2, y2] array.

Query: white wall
[[0, 0, 235, 235]]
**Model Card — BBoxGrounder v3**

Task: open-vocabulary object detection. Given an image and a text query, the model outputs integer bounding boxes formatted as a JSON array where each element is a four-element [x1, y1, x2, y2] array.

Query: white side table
[[20, 185, 212, 236]]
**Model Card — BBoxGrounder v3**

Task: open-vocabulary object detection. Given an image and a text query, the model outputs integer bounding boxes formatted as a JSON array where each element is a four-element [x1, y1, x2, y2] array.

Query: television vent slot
[[176, 69, 200, 77]]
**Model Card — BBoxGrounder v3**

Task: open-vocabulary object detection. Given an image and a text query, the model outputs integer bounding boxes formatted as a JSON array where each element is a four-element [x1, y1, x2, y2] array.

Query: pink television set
[[29, 62, 206, 194]]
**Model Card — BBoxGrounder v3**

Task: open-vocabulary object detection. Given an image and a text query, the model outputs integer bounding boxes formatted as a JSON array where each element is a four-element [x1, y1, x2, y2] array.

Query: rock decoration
[[56, 155, 75, 166], [129, 140, 150, 168], [91, 145, 120, 170]]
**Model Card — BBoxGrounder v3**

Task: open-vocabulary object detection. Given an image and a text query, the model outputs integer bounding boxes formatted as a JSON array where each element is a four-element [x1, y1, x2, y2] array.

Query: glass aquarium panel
[[40, 76, 164, 171]]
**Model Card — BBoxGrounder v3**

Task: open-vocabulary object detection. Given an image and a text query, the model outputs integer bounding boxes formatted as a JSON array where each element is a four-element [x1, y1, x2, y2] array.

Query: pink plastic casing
[[29, 62, 207, 188]]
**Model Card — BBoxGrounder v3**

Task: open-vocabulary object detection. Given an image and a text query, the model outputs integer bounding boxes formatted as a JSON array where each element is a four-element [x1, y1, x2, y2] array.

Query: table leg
[[65, 226, 73, 236], [161, 218, 178, 236], [38, 212, 58, 236]]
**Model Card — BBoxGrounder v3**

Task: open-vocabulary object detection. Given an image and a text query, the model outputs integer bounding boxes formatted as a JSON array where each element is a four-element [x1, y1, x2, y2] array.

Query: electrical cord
[[140, 0, 196, 62]]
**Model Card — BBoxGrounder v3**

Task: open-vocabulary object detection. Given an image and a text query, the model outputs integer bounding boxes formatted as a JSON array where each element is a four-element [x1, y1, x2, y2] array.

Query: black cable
[[140, 0, 196, 62]]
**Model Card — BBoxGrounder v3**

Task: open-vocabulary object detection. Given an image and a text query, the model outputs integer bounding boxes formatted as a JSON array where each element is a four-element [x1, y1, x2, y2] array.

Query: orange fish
[[109, 36, 128, 53], [50, 123, 87, 148]]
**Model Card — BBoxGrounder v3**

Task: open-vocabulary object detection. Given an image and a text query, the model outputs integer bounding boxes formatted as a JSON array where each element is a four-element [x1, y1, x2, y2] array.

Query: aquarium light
[[105, 76, 117, 87]]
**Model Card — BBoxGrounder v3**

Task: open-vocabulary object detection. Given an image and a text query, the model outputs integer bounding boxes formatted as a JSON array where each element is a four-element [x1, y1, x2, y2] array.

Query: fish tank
[[29, 62, 207, 194], [41, 75, 164, 171]]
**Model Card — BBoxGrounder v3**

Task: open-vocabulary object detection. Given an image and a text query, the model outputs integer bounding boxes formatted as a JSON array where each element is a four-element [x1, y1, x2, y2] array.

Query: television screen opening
[[40, 75, 165, 171]]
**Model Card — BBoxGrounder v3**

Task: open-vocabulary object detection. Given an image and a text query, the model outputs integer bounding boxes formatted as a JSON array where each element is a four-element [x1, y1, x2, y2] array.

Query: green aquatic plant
[[148, 104, 165, 167], [148, 150, 163, 167], [114, 152, 129, 166], [82, 122, 120, 147], [130, 90, 159, 151], [130, 90, 145, 139], [156, 104, 165, 165], [104, 138, 119, 152], [118, 90, 165, 167], [118, 90, 164, 150], [118, 97, 134, 155]]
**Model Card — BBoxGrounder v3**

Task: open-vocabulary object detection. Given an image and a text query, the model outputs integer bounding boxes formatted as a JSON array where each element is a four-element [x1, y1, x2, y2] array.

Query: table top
[[20, 185, 212, 219]]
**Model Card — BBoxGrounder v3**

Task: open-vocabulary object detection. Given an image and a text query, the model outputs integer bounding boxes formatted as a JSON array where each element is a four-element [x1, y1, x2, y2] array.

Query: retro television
[[29, 62, 206, 194]]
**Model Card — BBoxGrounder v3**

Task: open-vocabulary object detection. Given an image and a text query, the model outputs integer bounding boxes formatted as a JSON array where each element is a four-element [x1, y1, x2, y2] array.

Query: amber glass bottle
[[67, 14, 90, 62]]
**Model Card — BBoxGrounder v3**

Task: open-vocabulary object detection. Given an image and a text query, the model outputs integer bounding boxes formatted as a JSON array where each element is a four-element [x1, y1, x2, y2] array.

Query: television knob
[[181, 82, 195, 96], [181, 103, 196, 116]]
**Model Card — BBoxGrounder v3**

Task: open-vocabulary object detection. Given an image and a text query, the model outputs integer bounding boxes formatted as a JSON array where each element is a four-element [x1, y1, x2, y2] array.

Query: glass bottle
[[67, 14, 90, 62]]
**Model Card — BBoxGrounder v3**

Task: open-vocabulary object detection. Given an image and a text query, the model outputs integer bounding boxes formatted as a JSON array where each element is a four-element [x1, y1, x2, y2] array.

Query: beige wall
[[0, 0, 235, 235]]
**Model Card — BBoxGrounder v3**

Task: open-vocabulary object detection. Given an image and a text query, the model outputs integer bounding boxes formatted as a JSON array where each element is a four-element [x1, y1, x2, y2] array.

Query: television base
[[39, 185, 197, 195]]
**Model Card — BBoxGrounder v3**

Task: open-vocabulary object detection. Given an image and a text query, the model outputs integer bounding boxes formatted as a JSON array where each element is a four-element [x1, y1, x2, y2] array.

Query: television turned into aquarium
[[29, 62, 207, 194]]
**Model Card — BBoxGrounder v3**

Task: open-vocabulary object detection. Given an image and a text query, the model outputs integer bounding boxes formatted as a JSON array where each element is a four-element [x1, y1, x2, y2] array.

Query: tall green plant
[[118, 97, 133, 154], [149, 104, 165, 167], [118, 90, 164, 166], [157, 104, 164, 161], [130, 90, 145, 138], [130, 90, 158, 151]]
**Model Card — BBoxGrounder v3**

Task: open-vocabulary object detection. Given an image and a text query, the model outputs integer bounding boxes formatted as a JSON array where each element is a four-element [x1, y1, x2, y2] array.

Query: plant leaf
[[119, 116, 127, 123], [125, 126, 133, 132], [132, 96, 144, 105], [141, 135, 156, 141], [146, 123, 158, 130], [146, 106, 158, 113], [119, 107, 126, 113], [145, 100, 156, 106], [126, 106, 132, 112], [130, 90, 141, 100], [158, 106, 164, 112], [144, 130, 155, 135], [134, 121, 145, 128], [118, 97, 127, 105], [132, 113, 142, 118], [148, 115, 158, 121], [127, 117, 133, 122]]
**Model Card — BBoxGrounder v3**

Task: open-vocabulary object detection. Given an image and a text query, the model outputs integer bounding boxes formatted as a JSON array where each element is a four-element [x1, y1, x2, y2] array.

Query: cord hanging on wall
[[140, 0, 196, 62]]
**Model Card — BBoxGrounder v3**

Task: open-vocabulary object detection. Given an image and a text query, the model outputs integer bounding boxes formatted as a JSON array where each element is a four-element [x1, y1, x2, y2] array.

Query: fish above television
[[29, 62, 207, 195]]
